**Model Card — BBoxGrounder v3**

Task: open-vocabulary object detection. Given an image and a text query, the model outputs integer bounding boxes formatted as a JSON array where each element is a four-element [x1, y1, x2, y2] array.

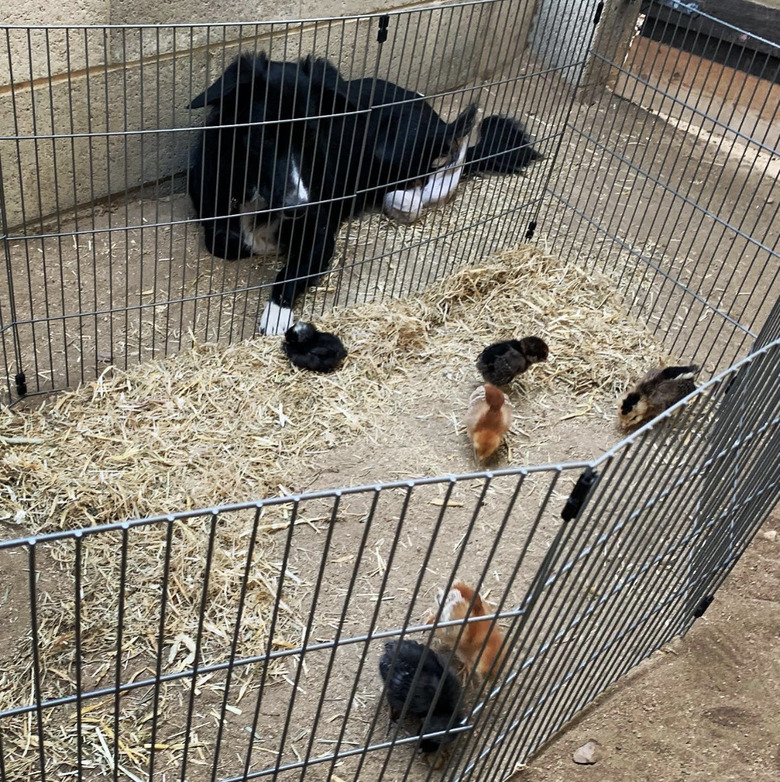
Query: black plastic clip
[[525, 220, 537, 241], [594, 2, 604, 25], [561, 467, 598, 521], [15, 372, 27, 397], [377, 15, 390, 44], [692, 594, 714, 618]]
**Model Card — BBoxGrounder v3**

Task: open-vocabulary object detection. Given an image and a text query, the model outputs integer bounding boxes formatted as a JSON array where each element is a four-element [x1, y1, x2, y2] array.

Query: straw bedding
[[0, 243, 672, 778]]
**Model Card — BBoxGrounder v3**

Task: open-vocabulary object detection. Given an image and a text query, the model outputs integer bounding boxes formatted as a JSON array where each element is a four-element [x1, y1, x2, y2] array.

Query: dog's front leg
[[259, 210, 338, 336]]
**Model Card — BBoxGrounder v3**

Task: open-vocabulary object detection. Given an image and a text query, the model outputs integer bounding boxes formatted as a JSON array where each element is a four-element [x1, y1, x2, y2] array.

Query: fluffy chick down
[[476, 336, 548, 386], [619, 364, 699, 429], [430, 581, 507, 683], [465, 383, 512, 461]]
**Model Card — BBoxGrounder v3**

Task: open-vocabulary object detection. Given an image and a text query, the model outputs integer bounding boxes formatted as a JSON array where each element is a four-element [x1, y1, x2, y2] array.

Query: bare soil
[[510, 508, 780, 782]]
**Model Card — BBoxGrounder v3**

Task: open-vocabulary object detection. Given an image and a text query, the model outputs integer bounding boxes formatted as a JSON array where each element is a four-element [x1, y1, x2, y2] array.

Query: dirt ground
[[510, 507, 780, 782]]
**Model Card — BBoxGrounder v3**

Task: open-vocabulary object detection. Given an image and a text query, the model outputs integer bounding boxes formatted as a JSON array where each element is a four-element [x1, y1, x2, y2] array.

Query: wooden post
[[578, 0, 644, 103]]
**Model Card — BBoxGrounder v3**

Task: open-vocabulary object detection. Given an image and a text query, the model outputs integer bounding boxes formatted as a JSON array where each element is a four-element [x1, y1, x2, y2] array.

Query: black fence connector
[[561, 467, 599, 521], [377, 15, 390, 44], [692, 594, 715, 619]]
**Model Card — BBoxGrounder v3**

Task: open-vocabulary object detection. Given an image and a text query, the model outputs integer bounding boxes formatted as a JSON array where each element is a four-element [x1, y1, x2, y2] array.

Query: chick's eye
[[230, 197, 240, 212]]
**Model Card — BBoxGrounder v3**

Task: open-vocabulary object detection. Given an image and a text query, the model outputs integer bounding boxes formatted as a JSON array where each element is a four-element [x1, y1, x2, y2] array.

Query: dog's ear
[[189, 54, 263, 109], [302, 56, 359, 114]]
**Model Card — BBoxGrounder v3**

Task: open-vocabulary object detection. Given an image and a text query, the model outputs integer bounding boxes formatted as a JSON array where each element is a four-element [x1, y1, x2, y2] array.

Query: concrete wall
[[530, 0, 596, 85], [0, 0, 539, 230]]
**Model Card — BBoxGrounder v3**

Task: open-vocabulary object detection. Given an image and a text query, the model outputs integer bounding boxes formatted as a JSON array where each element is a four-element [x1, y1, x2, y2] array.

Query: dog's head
[[189, 53, 358, 245]]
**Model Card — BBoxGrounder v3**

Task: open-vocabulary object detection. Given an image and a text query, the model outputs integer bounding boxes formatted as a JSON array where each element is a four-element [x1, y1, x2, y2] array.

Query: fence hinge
[[593, 2, 604, 26], [561, 467, 598, 521], [377, 15, 390, 44], [15, 372, 27, 397], [692, 594, 714, 618], [525, 220, 537, 241]]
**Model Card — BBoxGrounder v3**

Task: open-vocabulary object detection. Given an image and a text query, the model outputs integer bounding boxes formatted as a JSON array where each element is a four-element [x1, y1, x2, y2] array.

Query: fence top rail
[[0, 460, 588, 549], [0, 1, 506, 32]]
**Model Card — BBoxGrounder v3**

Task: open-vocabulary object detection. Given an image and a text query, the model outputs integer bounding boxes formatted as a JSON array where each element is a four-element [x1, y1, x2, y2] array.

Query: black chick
[[282, 322, 347, 373], [379, 639, 464, 753], [619, 365, 699, 429], [476, 336, 549, 386]]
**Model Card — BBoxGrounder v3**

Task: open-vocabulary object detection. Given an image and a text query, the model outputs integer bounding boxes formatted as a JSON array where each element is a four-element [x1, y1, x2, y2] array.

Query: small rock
[[761, 530, 777, 541], [573, 740, 600, 765]]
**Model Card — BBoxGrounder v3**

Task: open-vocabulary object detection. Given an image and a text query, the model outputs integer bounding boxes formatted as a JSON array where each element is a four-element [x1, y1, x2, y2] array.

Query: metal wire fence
[[546, 2, 780, 374], [2, 1, 780, 780], [1, 335, 779, 781], [1, 0, 582, 402]]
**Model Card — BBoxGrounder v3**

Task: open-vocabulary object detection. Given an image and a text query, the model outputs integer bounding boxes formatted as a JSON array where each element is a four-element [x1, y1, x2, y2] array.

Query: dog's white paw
[[259, 301, 295, 336], [383, 188, 424, 224]]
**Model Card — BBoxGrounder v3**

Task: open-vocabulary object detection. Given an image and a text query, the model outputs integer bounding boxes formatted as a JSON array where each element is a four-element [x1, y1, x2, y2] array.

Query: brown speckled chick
[[619, 365, 699, 429]]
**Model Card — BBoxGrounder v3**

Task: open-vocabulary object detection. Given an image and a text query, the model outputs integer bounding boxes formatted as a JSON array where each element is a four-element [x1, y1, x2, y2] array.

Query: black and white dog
[[188, 53, 541, 334]]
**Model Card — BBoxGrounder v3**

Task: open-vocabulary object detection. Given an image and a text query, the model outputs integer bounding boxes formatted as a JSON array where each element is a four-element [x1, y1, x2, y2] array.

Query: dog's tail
[[464, 114, 543, 176], [446, 103, 480, 141]]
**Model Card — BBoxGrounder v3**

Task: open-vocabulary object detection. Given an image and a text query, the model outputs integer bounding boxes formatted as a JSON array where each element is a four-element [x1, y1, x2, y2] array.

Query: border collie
[[188, 53, 541, 335]]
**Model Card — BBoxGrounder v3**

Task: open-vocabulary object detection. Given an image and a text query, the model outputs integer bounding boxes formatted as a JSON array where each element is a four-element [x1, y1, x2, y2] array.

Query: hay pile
[[0, 244, 672, 779]]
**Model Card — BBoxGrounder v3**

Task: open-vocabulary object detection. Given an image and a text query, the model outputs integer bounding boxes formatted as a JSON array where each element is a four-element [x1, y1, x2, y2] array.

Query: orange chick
[[431, 581, 507, 682], [465, 384, 511, 461]]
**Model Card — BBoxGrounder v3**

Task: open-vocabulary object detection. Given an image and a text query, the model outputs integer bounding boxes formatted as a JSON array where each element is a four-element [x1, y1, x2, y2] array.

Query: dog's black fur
[[188, 53, 541, 329]]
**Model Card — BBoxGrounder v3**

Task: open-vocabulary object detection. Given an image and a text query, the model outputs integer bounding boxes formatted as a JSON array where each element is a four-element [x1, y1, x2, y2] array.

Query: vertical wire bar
[[178, 25, 196, 353], [211, 503, 268, 778], [242, 498, 302, 779], [0, 120, 24, 400], [121, 28, 130, 369], [99, 27, 116, 370], [112, 524, 129, 782], [27, 27, 58, 391], [146, 517, 176, 781], [271, 494, 344, 776], [213, 23, 246, 344], [63, 29, 87, 383], [189, 23, 211, 343], [163, 26, 178, 358], [0, 728, 7, 781], [43, 27, 71, 389], [74, 533, 84, 782], [322, 486, 410, 781], [136, 27, 146, 364], [4, 27, 42, 393], [179, 512, 219, 782], [27, 541, 47, 782], [151, 25, 162, 359]]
